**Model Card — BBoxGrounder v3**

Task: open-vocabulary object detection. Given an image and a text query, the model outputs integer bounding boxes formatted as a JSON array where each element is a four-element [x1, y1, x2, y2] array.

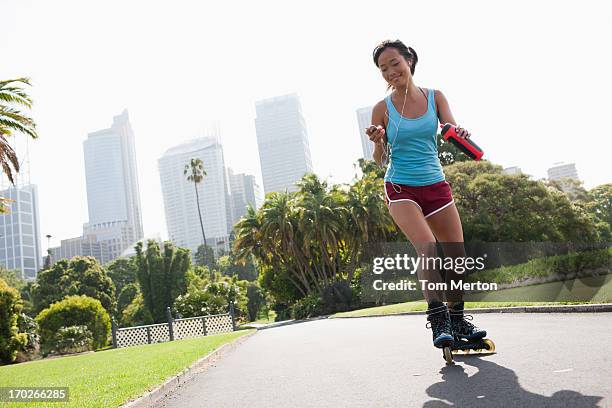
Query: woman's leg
[[425, 202, 466, 306], [388, 201, 443, 302], [425, 202, 487, 340], [389, 201, 456, 347]]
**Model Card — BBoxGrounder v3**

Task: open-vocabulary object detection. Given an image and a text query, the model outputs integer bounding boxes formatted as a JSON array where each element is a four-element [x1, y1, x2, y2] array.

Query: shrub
[[0, 278, 28, 364], [173, 289, 227, 318], [121, 294, 153, 327], [17, 313, 39, 352], [53, 326, 93, 355], [13, 313, 40, 363], [271, 303, 291, 321], [321, 281, 356, 313], [292, 293, 324, 320], [36, 295, 110, 355]]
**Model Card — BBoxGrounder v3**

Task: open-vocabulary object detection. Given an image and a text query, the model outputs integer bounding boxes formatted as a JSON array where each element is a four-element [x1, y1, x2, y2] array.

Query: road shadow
[[423, 355, 603, 408]]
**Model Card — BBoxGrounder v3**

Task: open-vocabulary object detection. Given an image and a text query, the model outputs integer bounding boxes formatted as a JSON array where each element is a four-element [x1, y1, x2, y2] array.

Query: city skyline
[[2, 1, 610, 253]]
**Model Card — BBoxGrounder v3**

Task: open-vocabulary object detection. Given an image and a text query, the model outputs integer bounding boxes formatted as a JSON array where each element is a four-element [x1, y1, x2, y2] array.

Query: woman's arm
[[369, 100, 388, 167], [435, 90, 471, 139]]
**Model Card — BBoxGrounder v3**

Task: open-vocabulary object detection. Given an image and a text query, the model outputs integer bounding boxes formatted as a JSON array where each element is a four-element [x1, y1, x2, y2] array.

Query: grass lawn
[[0, 329, 255, 407], [332, 275, 612, 318]]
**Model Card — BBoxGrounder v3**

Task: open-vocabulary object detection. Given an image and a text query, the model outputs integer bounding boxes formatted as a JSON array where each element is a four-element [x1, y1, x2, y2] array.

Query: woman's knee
[[389, 203, 435, 243]]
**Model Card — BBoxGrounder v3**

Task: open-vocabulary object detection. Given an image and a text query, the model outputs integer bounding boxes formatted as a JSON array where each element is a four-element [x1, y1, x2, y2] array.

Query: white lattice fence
[[150, 323, 170, 343], [205, 314, 233, 335], [113, 312, 234, 348], [174, 317, 206, 340], [116, 326, 150, 348]]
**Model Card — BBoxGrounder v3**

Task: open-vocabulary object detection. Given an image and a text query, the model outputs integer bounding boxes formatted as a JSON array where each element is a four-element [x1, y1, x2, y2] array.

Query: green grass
[[471, 274, 612, 302], [0, 329, 254, 408], [331, 301, 559, 317], [332, 275, 612, 318]]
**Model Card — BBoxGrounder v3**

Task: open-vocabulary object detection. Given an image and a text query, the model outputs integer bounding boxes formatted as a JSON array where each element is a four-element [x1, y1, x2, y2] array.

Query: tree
[[184, 158, 214, 263], [31, 257, 116, 315], [584, 183, 612, 241], [0, 278, 28, 364], [546, 178, 589, 202], [437, 133, 470, 166], [215, 252, 258, 281], [354, 158, 385, 180], [116, 282, 139, 319], [0, 268, 26, 290], [445, 161, 598, 242], [106, 257, 138, 296], [134, 240, 190, 323], [194, 243, 215, 270], [0, 78, 38, 213], [586, 184, 612, 223], [246, 282, 265, 321], [346, 162, 399, 281], [233, 172, 390, 311]]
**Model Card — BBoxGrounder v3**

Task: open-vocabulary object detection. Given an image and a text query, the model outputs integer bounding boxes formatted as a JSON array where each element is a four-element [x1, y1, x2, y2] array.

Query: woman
[[366, 39, 486, 349]]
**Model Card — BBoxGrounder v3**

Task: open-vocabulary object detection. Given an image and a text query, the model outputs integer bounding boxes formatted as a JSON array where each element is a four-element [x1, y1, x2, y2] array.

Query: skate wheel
[[474, 348, 483, 353], [483, 339, 496, 352], [443, 347, 454, 364]]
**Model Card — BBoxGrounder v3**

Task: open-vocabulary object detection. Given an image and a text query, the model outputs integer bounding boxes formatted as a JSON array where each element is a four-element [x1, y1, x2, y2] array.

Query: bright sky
[[2, 0, 611, 251]]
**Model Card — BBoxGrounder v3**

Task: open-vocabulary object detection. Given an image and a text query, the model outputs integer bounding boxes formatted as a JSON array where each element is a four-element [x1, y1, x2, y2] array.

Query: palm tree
[[184, 158, 212, 262], [0, 77, 38, 213], [295, 173, 347, 288], [345, 172, 397, 281], [261, 191, 312, 296]]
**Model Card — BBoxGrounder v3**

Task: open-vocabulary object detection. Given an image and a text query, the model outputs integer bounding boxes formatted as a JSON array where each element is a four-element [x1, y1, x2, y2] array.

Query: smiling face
[[377, 47, 412, 89]]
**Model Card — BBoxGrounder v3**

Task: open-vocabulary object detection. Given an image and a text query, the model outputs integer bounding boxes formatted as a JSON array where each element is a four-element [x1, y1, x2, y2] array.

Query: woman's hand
[[455, 125, 471, 139], [366, 125, 387, 144]]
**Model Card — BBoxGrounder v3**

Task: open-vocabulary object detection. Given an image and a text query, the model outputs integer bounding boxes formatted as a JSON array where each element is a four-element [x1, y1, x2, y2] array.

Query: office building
[[159, 137, 231, 257], [254, 93, 313, 193], [83, 109, 144, 261], [0, 184, 42, 280]]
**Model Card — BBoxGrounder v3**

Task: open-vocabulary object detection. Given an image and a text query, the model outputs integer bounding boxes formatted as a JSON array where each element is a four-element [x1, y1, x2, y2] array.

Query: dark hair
[[372, 40, 418, 75]]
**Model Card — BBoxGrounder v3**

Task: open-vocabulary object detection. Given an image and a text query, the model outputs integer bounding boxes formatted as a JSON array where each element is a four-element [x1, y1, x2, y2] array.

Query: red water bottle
[[439, 123, 484, 161]]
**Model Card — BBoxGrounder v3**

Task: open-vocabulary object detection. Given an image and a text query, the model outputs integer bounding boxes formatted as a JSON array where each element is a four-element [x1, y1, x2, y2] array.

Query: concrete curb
[[240, 304, 612, 330], [120, 330, 257, 408], [332, 303, 612, 319], [243, 315, 330, 331]]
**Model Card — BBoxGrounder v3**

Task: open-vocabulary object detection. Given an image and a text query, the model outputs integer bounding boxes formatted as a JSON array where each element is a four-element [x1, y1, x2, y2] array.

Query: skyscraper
[[356, 106, 374, 160], [228, 167, 263, 226], [0, 184, 42, 280], [158, 137, 231, 257], [83, 109, 144, 261], [254, 93, 313, 193]]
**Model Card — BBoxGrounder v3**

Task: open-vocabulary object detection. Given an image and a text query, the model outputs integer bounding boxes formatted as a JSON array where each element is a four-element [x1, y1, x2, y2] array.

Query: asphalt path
[[156, 313, 612, 407]]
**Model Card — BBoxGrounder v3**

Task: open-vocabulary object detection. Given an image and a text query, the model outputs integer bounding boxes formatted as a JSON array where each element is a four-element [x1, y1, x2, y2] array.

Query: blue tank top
[[384, 88, 445, 186]]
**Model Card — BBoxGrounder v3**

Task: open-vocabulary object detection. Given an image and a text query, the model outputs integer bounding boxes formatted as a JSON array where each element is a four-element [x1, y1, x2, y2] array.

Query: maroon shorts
[[384, 180, 454, 218]]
